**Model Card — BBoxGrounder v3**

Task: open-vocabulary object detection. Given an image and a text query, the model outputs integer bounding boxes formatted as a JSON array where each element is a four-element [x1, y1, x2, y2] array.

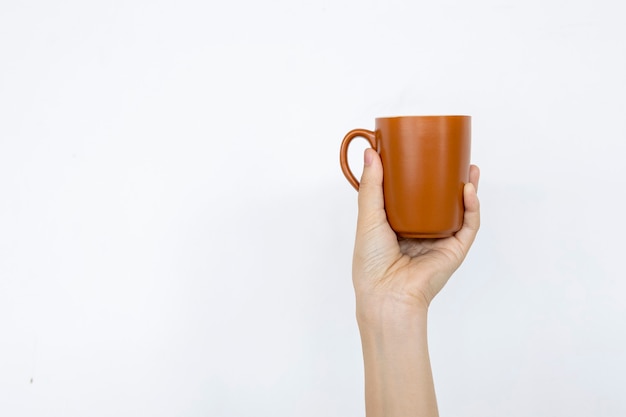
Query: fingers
[[469, 164, 480, 191], [453, 168, 481, 253]]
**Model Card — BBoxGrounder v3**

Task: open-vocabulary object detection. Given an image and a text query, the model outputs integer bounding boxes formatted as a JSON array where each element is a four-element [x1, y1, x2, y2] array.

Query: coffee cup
[[340, 115, 471, 238]]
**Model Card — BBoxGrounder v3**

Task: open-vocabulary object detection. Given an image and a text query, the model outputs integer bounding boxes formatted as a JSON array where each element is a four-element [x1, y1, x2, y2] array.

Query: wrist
[[355, 291, 429, 331]]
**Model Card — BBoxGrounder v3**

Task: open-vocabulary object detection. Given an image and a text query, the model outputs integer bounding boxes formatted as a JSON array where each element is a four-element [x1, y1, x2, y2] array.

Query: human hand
[[353, 148, 481, 318]]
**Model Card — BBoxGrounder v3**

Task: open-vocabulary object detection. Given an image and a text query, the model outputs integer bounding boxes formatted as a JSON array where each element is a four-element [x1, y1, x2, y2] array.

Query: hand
[[353, 148, 481, 317]]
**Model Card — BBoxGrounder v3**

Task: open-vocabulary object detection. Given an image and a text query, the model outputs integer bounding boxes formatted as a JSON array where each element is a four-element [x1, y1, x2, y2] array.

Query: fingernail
[[364, 149, 373, 166]]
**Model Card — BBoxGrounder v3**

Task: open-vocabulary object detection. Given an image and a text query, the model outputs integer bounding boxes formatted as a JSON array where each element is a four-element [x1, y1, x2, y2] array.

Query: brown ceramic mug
[[340, 115, 471, 238]]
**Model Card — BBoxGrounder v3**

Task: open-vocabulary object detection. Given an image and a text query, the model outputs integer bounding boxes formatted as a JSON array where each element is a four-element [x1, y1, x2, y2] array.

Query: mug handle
[[339, 129, 377, 191]]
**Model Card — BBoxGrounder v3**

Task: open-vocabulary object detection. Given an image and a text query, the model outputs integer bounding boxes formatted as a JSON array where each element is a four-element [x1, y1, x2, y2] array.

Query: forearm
[[357, 300, 438, 417]]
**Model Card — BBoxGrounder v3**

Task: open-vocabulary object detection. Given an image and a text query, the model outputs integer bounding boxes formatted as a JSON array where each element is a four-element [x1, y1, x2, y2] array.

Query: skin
[[354, 148, 481, 417]]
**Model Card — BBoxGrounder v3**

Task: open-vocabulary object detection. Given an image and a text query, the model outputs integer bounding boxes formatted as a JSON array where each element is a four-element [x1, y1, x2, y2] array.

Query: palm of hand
[[353, 151, 480, 310], [356, 227, 471, 310], [395, 235, 470, 306]]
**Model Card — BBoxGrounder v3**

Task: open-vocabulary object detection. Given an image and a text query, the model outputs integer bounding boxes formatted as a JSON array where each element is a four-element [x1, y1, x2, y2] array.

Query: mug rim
[[375, 115, 470, 121]]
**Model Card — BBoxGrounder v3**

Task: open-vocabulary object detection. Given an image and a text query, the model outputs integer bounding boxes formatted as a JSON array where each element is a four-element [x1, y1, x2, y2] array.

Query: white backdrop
[[1, 0, 625, 416]]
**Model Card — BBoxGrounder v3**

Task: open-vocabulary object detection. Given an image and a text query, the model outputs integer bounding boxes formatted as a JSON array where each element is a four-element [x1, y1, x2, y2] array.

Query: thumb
[[357, 149, 387, 231]]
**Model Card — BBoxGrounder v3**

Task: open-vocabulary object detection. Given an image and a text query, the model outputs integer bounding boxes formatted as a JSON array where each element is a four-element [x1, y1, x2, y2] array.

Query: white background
[[1, 0, 625, 415]]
